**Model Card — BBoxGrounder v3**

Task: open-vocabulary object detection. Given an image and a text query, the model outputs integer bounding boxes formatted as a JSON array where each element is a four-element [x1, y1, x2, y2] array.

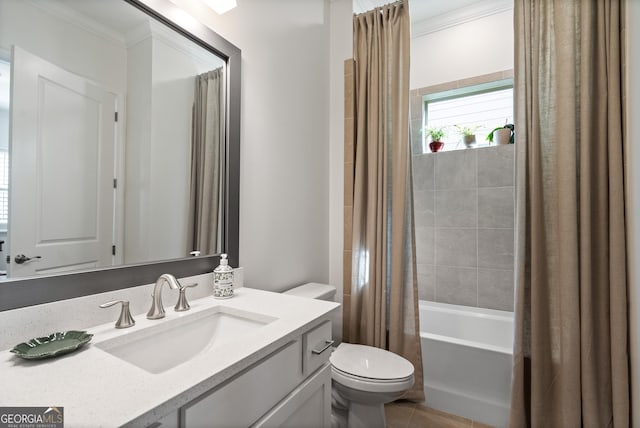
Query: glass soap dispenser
[[213, 253, 234, 299]]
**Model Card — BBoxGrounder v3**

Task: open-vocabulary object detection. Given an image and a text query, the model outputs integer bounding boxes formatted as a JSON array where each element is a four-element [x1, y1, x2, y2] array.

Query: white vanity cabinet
[[0, 288, 340, 428], [152, 320, 334, 428]]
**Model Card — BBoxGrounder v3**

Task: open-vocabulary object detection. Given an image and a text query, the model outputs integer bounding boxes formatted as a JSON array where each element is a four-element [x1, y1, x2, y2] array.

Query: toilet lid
[[330, 343, 414, 380]]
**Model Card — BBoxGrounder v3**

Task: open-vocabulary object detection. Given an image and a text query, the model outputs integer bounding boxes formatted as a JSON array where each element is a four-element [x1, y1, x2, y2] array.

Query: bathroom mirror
[[0, 0, 240, 310]]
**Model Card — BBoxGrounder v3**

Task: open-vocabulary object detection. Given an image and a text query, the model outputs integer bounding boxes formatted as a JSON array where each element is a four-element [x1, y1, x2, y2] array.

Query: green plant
[[454, 124, 481, 136], [486, 123, 515, 143], [425, 126, 446, 142]]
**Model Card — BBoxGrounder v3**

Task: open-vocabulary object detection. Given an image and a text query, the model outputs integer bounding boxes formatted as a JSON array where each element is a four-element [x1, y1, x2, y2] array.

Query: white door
[[7, 46, 116, 277]]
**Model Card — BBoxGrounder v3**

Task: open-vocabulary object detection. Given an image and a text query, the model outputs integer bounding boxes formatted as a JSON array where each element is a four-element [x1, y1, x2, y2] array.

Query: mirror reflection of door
[[8, 46, 117, 278]]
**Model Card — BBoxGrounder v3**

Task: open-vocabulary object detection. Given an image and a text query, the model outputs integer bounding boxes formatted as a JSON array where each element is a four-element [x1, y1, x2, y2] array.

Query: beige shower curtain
[[188, 68, 226, 255], [346, 1, 424, 401], [510, 0, 628, 426]]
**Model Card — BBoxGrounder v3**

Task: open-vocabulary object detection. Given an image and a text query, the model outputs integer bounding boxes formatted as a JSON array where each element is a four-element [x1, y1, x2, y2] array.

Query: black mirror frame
[[0, 0, 240, 311]]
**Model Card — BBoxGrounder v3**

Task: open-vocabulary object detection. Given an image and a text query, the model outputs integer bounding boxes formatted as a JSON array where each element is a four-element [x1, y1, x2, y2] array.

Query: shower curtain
[[346, 1, 424, 401], [188, 67, 226, 255], [510, 0, 629, 426]]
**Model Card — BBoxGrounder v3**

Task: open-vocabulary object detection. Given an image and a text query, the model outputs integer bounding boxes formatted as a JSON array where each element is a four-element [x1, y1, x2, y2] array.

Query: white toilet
[[284, 283, 415, 428]]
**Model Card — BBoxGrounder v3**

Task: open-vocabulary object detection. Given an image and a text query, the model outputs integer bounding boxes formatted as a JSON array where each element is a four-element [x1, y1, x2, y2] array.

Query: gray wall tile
[[435, 189, 477, 228], [411, 91, 423, 121], [412, 145, 515, 311], [435, 150, 477, 190], [478, 269, 514, 311], [478, 187, 514, 228], [417, 264, 435, 301], [415, 226, 435, 265], [436, 266, 477, 306], [414, 190, 435, 227], [478, 228, 515, 270], [435, 228, 477, 267], [411, 119, 423, 155], [413, 154, 435, 190], [477, 145, 514, 187]]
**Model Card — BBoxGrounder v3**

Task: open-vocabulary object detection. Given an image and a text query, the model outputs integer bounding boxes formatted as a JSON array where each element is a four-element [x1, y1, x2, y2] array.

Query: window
[[423, 79, 514, 152]]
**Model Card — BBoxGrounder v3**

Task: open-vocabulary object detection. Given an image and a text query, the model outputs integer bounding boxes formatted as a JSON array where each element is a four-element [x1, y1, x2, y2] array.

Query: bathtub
[[419, 300, 514, 428]]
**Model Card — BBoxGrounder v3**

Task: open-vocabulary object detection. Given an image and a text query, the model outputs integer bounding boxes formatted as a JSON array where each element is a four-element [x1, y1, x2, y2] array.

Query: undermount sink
[[96, 306, 277, 374]]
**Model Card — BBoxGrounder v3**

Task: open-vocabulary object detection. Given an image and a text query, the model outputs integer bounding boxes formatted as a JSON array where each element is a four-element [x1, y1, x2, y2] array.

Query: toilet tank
[[284, 283, 336, 301], [285, 283, 341, 343]]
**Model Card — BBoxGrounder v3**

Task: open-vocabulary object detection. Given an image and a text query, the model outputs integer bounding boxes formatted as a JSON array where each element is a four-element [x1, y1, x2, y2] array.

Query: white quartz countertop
[[0, 287, 339, 427]]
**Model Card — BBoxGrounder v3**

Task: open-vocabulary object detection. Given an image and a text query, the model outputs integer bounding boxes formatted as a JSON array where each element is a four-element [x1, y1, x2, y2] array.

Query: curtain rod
[[354, 0, 405, 17]]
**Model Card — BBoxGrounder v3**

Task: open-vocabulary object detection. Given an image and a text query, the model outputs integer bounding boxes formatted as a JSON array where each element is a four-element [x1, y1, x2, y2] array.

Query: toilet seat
[[329, 343, 415, 393], [330, 343, 414, 379], [331, 365, 414, 393]]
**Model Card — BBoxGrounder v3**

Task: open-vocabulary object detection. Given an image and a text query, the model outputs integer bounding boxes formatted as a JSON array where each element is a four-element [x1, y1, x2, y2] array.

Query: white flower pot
[[494, 128, 511, 145]]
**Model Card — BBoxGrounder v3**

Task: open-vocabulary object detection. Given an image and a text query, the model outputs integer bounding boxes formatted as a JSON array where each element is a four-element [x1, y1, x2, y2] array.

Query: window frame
[[421, 77, 514, 153]]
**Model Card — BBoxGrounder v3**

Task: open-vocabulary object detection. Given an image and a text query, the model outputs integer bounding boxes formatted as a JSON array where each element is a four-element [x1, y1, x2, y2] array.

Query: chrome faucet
[[147, 274, 180, 319]]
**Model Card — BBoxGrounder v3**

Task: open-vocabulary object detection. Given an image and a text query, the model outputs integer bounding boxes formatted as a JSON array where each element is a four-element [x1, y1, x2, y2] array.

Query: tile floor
[[385, 401, 494, 428]]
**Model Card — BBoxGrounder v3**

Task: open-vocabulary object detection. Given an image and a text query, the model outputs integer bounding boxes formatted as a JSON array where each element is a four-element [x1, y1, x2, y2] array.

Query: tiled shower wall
[[412, 145, 515, 312]]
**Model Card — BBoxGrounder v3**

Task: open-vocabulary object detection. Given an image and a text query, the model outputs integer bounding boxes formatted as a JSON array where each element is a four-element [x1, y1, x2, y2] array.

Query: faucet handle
[[100, 300, 136, 329], [174, 283, 198, 312]]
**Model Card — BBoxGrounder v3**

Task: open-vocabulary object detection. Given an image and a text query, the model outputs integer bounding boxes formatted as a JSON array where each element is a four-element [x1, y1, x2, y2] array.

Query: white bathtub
[[420, 300, 514, 428]]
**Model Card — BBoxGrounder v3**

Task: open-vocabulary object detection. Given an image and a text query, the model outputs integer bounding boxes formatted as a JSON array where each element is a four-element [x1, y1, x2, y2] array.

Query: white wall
[[124, 36, 153, 263], [169, 0, 333, 292], [626, 0, 640, 423], [410, 10, 513, 90]]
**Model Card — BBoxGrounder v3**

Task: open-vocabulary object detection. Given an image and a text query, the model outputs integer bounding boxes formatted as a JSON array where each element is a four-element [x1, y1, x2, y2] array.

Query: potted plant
[[455, 124, 481, 148], [425, 126, 446, 152], [486, 123, 515, 145]]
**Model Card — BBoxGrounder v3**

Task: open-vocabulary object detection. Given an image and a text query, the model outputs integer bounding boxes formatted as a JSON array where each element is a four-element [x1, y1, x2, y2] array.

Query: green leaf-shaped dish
[[10, 330, 93, 360]]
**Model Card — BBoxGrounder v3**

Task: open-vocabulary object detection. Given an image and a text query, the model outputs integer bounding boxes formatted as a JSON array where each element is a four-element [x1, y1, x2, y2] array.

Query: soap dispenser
[[213, 253, 234, 299]]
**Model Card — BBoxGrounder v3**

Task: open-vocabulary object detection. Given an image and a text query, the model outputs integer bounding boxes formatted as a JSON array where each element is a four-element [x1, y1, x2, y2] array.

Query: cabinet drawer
[[303, 321, 333, 375], [182, 340, 303, 427]]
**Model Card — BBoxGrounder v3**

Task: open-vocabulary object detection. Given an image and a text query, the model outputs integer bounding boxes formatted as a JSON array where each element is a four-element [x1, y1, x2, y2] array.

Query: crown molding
[[26, 0, 126, 47], [126, 21, 223, 68], [411, 0, 513, 38]]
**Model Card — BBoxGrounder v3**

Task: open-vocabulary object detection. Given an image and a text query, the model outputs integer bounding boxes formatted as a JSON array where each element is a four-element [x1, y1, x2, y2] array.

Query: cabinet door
[[182, 340, 302, 427], [254, 363, 332, 428]]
